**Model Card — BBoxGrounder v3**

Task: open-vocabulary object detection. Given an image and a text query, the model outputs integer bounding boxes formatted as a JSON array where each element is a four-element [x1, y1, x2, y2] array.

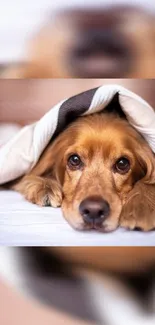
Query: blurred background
[[1, 247, 155, 325], [0, 1, 155, 78]]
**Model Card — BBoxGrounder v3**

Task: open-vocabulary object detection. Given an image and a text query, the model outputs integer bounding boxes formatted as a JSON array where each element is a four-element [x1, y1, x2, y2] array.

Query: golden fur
[[12, 112, 155, 232]]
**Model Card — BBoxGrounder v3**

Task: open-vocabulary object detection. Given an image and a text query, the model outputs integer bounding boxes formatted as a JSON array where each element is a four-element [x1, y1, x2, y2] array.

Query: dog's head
[[35, 112, 155, 232], [22, 6, 155, 78]]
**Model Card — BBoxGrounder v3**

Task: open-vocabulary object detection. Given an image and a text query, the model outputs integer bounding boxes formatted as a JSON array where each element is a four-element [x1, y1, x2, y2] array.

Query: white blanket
[[0, 84, 155, 185]]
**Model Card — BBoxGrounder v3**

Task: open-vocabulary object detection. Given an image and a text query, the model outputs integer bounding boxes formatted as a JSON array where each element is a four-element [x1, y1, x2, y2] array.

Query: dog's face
[[34, 113, 155, 232], [20, 6, 155, 78]]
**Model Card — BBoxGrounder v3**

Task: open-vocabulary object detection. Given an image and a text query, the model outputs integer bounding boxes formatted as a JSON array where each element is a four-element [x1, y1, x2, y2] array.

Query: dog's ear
[[120, 144, 155, 231], [30, 132, 70, 184]]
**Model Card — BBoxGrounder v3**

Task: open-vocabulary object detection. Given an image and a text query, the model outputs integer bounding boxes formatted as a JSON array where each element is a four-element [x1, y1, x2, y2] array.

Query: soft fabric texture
[[0, 84, 155, 185]]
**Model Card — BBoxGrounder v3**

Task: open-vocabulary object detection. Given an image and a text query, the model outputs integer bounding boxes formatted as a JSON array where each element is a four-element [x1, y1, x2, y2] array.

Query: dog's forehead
[[74, 116, 130, 144], [68, 117, 137, 159], [65, 114, 143, 158]]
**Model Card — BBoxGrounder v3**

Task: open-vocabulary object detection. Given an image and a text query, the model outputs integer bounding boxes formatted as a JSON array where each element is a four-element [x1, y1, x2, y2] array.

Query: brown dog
[[12, 111, 155, 232], [2, 6, 155, 78]]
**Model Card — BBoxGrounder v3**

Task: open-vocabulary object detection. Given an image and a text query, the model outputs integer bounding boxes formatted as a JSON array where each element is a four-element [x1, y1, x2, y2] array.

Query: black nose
[[79, 196, 110, 224], [75, 28, 127, 58]]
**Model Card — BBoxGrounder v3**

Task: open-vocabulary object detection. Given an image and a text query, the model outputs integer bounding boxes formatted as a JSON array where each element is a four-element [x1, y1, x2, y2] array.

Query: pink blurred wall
[[0, 79, 155, 125]]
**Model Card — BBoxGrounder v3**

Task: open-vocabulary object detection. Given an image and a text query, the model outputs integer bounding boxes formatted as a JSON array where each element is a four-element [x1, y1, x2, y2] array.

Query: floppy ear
[[120, 145, 155, 231], [12, 135, 68, 207]]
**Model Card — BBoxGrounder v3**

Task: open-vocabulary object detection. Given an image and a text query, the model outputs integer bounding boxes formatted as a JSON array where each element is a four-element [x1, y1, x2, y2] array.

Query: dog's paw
[[120, 183, 155, 231], [16, 176, 62, 208], [34, 187, 62, 208], [41, 193, 62, 208], [28, 180, 62, 208]]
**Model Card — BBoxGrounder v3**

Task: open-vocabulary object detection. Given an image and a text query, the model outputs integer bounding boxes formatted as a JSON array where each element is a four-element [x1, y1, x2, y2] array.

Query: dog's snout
[[79, 196, 110, 224]]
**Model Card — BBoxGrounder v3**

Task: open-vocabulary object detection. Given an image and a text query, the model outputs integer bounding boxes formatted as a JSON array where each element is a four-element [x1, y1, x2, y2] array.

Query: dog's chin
[[67, 219, 118, 233], [69, 56, 130, 78]]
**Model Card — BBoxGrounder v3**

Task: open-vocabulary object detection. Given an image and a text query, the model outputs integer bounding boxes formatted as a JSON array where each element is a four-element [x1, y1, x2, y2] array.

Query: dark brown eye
[[114, 157, 130, 174], [67, 154, 82, 169]]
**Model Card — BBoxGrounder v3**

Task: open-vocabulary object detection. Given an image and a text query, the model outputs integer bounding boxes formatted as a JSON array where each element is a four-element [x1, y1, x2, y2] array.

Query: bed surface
[[0, 190, 155, 246]]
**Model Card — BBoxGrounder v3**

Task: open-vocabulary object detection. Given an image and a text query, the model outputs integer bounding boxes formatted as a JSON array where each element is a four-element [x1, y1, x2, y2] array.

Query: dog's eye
[[67, 154, 82, 169], [114, 157, 130, 174]]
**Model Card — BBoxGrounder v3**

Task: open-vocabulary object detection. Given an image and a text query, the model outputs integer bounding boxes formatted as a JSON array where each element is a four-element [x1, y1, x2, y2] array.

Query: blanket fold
[[0, 84, 155, 185]]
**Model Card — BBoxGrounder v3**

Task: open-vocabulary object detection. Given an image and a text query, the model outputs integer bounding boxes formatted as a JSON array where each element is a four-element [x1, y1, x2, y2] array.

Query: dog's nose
[[75, 28, 127, 58], [79, 196, 110, 224]]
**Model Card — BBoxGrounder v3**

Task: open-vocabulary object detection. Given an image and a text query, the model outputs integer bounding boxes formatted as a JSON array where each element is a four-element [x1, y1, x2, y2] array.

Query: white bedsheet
[[0, 190, 155, 246]]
